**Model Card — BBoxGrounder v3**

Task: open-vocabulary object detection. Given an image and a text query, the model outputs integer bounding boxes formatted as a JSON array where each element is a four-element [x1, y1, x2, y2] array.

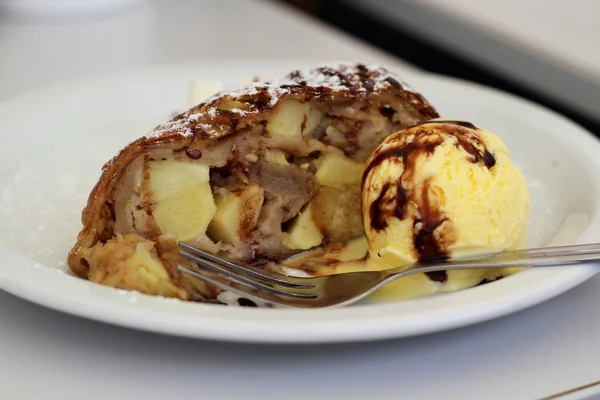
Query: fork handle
[[383, 242, 600, 279]]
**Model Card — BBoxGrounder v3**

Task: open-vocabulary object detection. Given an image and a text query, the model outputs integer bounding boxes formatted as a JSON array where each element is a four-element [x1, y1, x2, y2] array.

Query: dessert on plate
[[278, 118, 530, 301], [68, 62, 440, 302], [361, 120, 529, 300]]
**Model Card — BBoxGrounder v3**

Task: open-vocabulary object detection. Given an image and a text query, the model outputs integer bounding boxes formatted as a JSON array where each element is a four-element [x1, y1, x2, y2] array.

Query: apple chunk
[[314, 153, 363, 188], [207, 185, 265, 244], [311, 186, 363, 241], [264, 150, 289, 166], [284, 206, 324, 250], [146, 160, 216, 241], [147, 161, 210, 202], [266, 100, 323, 137], [152, 185, 216, 242]]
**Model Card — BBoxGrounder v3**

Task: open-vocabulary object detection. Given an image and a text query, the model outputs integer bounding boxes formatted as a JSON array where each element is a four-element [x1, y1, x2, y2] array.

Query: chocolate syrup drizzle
[[364, 122, 496, 283]]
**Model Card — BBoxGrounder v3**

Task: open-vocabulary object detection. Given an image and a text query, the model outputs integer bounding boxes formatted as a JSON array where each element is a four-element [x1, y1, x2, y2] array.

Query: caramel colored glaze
[[365, 122, 497, 267]]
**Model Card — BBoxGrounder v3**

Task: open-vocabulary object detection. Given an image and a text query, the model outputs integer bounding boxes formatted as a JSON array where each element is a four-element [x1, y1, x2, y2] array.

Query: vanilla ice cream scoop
[[361, 119, 530, 270]]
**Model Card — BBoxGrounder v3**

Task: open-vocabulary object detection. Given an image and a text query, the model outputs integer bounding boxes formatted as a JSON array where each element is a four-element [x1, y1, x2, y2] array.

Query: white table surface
[[343, 0, 600, 123], [1, 1, 600, 399]]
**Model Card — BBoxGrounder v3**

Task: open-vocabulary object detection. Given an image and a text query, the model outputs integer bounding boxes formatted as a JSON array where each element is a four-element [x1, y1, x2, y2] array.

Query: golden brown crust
[[68, 62, 439, 277]]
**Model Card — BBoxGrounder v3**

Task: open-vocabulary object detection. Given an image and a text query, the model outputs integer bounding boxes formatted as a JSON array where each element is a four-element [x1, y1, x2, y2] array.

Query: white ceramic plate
[[0, 62, 599, 344]]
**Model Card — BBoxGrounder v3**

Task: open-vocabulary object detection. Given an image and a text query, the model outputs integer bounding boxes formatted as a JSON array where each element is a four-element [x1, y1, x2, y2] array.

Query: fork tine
[[178, 242, 314, 289], [177, 265, 291, 308], [179, 251, 318, 299]]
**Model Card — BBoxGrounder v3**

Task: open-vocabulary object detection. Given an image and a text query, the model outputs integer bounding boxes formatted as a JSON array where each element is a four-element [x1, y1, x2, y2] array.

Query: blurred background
[[276, 0, 600, 135], [1, 0, 599, 134]]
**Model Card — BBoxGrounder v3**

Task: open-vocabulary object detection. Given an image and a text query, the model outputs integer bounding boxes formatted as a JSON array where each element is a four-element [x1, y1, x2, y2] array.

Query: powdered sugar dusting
[[132, 62, 427, 147], [200, 61, 410, 108], [144, 119, 193, 140], [187, 113, 201, 122]]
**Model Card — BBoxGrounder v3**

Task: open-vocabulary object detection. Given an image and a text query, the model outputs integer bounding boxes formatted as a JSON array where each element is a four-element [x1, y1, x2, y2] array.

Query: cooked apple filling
[[69, 63, 439, 301]]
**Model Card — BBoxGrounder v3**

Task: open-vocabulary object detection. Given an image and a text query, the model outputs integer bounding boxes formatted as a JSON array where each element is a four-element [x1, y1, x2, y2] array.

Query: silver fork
[[177, 242, 600, 308]]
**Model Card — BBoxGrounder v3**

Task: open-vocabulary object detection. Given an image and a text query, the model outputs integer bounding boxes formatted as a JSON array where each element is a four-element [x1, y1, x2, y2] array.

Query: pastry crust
[[68, 62, 439, 298]]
